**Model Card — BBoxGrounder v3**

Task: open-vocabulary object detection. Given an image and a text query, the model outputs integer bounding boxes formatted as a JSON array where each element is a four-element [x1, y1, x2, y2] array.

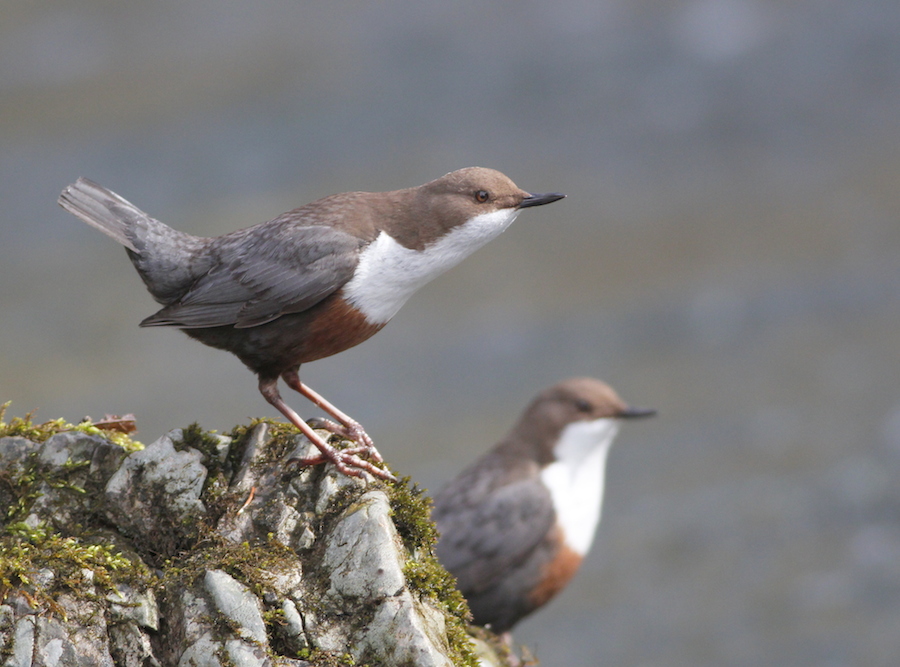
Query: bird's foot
[[307, 417, 384, 463], [261, 380, 393, 481], [290, 441, 395, 482]]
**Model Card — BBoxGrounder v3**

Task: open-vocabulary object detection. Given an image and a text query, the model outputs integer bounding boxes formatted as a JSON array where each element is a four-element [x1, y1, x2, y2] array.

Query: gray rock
[[173, 579, 272, 667], [324, 490, 407, 600], [209, 434, 233, 464], [104, 429, 207, 539], [279, 598, 308, 652], [314, 474, 339, 516], [44, 596, 116, 667], [39, 431, 123, 475], [176, 635, 222, 667], [360, 594, 454, 667], [0, 436, 39, 471], [229, 423, 272, 494], [294, 523, 316, 551], [107, 622, 161, 667], [7, 616, 35, 667], [204, 570, 267, 644], [174, 587, 214, 645], [0, 422, 506, 666], [17, 432, 126, 526], [222, 639, 269, 667], [5, 602, 116, 667], [107, 583, 159, 630]]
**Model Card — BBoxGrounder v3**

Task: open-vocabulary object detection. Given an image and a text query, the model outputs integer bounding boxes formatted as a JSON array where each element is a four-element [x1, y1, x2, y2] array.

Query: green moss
[[161, 535, 297, 603], [0, 521, 154, 619], [388, 477, 478, 667], [0, 403, 68, 443], [175, 422, 223, 456], [173, 423, 236, 522], [388, 476, 440, 551], [70, 421, 143, 452], [402, 558, 470, 621], [0, 451, 92, 524], [172, 419, 304, 527], [0, 401, 142, 451], [261, 606, 288, 639]]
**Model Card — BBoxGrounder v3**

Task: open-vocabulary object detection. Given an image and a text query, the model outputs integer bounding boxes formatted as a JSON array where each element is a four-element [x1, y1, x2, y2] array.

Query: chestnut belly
[[183, 291, 386, 377]]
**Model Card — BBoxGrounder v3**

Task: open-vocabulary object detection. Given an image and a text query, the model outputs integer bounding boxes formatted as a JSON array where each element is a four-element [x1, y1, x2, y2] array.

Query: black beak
[[519, 192, 566, 208], [617, 407, 657, 420]]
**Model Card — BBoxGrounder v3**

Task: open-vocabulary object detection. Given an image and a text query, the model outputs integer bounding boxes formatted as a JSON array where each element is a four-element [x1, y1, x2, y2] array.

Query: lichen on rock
[[0, 408, 512, 666]]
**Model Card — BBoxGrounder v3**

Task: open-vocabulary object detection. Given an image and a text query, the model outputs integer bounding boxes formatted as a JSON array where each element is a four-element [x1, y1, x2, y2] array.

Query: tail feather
[[60, 178, 212, 306], [58, 178, 142, 253]]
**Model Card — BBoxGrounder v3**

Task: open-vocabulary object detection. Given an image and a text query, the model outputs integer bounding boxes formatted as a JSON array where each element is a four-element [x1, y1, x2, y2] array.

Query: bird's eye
[[475, 190, 490, 203], [575, 399, 592, 412]]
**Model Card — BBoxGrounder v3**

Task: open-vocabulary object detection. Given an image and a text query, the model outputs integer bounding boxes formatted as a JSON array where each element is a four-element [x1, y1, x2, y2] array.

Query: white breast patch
[[343, 207, 520, 323], [539, 418, 620, 556]]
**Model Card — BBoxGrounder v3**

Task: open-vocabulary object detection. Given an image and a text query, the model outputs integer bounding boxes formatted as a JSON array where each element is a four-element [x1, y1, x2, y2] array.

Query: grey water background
[[3, 1, 900, 664]]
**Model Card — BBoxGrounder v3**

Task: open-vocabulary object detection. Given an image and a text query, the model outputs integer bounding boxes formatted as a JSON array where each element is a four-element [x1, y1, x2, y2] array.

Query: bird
[[432, 377, 655, 634], [58, 168, 564, 480]]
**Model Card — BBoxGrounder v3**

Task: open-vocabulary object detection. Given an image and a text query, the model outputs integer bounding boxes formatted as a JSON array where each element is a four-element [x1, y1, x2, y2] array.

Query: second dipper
[[59, 168, 563, 480], [432, 377, 655, 633]]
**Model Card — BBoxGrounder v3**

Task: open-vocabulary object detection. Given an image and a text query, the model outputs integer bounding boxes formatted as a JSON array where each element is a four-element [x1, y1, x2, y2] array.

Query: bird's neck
[[343, 207, 520, 324]]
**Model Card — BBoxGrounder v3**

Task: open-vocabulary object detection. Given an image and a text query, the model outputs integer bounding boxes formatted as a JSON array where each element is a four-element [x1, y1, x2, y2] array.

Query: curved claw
[[289, 449, 395, 482], [306, 417, 383, 463], [263, 375, 393, 481], [281, 373, 381, 459]]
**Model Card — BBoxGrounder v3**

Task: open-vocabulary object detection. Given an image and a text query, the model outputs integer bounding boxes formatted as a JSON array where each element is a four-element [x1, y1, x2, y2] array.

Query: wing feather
[[141, 223, 362, 328], [433, 460, 554, 596]]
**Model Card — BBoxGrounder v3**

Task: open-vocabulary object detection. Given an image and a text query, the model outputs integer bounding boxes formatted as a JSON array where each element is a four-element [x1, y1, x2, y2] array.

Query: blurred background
[[3, 1, 900, 664]]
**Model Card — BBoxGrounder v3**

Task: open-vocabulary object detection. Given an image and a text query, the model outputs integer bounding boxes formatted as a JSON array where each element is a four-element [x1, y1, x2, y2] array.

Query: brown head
[[501, 377, 656, 465], [381, 166, 564, 250]]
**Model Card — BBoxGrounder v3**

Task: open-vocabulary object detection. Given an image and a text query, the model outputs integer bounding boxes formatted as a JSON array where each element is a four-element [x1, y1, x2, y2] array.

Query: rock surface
[[0, 418, 513, 666]]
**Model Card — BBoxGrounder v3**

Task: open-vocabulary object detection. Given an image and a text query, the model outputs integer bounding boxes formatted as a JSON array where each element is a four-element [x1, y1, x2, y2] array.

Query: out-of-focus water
[[3, 2, 900, 665]]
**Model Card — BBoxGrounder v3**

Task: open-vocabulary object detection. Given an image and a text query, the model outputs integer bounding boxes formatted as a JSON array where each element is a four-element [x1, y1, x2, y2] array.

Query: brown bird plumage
[[432, 378, 655, 633], [59, 169, 564, 479]]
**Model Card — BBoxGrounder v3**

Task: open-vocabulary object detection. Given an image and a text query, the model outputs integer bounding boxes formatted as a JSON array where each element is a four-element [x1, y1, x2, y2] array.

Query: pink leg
[[281, 369, 384, 463], [258, 376, 394, 481]]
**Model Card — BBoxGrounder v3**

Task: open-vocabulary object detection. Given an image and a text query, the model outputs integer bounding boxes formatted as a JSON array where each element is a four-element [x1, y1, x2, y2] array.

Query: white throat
[[539, 418, 620, 556], [343, 207, 520, 323]]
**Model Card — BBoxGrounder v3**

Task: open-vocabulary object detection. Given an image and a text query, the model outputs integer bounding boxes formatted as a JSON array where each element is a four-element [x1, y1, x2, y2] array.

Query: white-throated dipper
[[58, 168, 564, 480], [432, 377, 655, 633]]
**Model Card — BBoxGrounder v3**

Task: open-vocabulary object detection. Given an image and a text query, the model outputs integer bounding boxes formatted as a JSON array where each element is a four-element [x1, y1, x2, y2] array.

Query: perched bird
[[432, 377, 655, 633], [59, 168, 563, 480]]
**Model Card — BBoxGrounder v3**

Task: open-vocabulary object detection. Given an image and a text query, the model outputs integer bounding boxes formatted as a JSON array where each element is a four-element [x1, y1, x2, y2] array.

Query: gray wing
[[433, 467, 554, 597], [141, 223, 362, 328]]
